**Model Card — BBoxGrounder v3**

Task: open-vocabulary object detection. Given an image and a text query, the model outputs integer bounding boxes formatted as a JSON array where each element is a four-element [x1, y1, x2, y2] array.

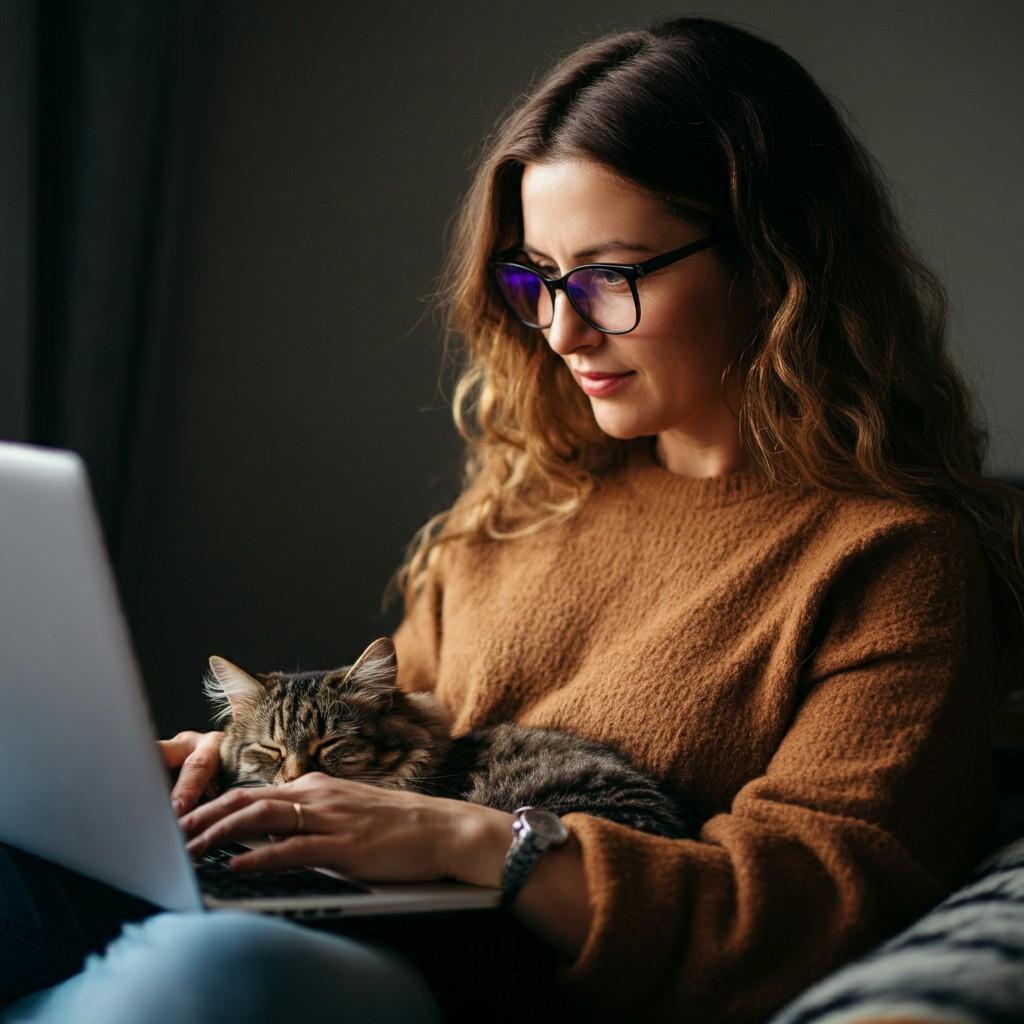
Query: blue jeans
[[0, 842, 440, 1023]]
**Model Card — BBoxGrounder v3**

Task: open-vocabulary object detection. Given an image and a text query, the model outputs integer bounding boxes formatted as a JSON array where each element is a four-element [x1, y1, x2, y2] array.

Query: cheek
[[648, 254, 745, 327], [627, 333, 703, 396], [639, 283, 711, 347], [633, 286, 744, 385]]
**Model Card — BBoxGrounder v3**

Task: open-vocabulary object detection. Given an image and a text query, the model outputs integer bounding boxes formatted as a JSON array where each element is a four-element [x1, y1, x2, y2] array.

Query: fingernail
[[172, 799, 183, 816]]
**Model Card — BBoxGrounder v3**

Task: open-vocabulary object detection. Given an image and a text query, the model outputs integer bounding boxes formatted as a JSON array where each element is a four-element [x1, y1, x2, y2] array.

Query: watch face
[[521, 807, 569, 844]]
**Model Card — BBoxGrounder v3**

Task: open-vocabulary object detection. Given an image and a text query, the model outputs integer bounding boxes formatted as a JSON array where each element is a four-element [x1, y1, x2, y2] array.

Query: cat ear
[[204, 655, 265, 724], [335, 637, 398, 708]]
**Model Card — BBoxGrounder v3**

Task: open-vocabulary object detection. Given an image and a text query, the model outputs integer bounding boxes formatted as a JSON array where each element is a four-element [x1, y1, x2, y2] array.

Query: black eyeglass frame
[[488, 234, 719, 335]]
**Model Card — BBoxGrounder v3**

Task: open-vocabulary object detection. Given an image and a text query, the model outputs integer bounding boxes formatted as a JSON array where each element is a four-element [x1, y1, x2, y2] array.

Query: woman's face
[[519, 158, 759, 476]]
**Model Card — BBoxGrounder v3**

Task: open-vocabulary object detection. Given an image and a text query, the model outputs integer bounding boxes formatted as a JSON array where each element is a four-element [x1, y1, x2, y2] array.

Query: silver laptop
[[0, 440, 499, 918]]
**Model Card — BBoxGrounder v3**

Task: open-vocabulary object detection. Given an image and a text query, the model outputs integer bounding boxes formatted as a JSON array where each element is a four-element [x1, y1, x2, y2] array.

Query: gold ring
[[292, 801, 304, 833]]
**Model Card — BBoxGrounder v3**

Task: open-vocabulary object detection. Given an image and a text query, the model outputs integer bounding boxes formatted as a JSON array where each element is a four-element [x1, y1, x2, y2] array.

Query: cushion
[[765, 832, 1024, 1024]]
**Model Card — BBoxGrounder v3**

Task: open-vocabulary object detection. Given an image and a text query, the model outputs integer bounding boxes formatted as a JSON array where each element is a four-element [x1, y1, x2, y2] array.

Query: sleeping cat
[[204, 636, 697, 839]]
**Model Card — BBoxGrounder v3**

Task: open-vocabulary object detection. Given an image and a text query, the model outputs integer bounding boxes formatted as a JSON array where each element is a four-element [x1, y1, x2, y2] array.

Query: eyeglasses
[[488, 235, 719, 335]]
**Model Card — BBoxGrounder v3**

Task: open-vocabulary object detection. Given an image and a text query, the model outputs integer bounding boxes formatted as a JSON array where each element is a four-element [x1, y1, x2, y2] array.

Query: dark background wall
[[4, 1, 1023, 735], [0, 1, 32, 442]]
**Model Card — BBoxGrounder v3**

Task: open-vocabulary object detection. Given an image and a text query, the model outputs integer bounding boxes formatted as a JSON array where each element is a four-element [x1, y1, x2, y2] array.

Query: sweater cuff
[[553, 812, 714, 1005]]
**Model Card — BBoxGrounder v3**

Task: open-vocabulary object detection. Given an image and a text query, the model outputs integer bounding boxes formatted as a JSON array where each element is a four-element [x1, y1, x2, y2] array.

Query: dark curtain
[[0, 1, 33, 443], [25, 0, 205, 579]]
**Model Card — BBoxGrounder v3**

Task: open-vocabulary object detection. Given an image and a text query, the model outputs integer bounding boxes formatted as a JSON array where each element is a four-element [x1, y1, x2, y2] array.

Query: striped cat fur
[[205, 636, 698, 840]]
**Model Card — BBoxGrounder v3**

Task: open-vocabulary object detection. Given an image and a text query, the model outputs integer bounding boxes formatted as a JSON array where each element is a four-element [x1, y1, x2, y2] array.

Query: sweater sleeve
[[555, 513, 999, 1024], [391, 567, 444, 694], [391, 476, 486, 694]]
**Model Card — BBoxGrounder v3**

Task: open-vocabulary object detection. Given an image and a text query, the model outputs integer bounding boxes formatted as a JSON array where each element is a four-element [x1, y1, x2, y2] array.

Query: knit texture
[[392, 442, 998, 1024]]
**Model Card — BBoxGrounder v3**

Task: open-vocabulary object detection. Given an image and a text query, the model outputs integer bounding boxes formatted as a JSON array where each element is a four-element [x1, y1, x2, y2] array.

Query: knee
[[121, 911, 295, 982], [122, 910, 295, 973], [96, 912, 277, 1020], [99, 911, 438, 1022]]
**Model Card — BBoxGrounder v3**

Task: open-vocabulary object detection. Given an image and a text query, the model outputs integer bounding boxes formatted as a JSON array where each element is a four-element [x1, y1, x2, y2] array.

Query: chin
[[591, 407, 658, 441]]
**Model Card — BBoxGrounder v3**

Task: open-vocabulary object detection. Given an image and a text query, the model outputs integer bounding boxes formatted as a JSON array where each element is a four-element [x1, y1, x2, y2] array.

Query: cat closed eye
[[314, 740, 371, 763], [314, 739, 346, 757], [328, 752, 370, 766], [252, 744, 285, 760]]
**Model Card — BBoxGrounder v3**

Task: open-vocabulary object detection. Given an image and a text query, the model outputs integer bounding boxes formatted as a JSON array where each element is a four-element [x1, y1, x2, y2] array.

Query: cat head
[[204, 637, 450, 790]]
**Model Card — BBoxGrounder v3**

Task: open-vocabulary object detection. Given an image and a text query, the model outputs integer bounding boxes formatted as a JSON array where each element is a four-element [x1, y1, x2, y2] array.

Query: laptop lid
[[0, 441, 204, 911], [0, 440, 500, 917]]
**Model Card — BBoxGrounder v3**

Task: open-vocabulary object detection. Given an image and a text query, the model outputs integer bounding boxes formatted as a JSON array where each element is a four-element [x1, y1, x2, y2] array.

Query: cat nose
[[279, 759, 306, 783]]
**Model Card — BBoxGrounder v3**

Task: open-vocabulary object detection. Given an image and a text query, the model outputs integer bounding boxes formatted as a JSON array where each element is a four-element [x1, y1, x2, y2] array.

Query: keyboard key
[[196, 845, 368, 899]]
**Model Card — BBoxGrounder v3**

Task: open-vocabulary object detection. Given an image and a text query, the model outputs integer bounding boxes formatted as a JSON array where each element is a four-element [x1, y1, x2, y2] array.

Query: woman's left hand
[[179, 771, 513, 887]]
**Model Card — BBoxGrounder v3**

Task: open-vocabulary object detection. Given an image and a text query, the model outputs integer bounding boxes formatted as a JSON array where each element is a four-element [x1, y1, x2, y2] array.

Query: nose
[[544, 290, 603, 357], [279, 756, 306, 783]]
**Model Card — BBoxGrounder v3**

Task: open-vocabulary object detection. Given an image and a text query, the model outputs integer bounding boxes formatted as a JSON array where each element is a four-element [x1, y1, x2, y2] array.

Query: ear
[[333, 637, 398, 708], [203, 655, 265, 725]]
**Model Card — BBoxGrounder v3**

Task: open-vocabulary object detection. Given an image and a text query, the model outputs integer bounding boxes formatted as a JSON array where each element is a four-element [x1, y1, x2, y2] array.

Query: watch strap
[[499, 806, 568, 909]]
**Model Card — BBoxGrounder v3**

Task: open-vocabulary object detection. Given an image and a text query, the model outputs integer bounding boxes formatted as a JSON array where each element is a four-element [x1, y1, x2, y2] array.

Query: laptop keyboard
[[197, 843, 370, 901]]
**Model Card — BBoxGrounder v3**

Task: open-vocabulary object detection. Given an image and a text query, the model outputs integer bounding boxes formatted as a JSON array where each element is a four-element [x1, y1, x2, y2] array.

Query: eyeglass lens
[[493, 265, 638, 333]]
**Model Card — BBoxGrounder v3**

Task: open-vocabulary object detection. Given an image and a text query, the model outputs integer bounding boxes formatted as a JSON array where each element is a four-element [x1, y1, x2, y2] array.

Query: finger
[[182, 789, 301, 843], [285, 771, 364, 795], [179, 785, 262, 838], [228, 835, 330, 873], [157, 731, 202, 769], [186, 798, 310, 857], [170, 733, 224, 814]]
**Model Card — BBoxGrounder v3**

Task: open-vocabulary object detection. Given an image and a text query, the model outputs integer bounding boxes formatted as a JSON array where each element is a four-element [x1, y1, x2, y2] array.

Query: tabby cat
[[204, 636, 696, 839]]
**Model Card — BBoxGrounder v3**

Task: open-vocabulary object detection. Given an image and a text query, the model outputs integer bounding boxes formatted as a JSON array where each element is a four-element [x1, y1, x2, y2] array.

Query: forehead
[[519, 159, 671, 253]]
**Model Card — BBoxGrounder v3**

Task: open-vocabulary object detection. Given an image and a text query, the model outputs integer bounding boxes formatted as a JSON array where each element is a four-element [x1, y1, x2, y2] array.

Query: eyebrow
[[520, 239, 657, 262]]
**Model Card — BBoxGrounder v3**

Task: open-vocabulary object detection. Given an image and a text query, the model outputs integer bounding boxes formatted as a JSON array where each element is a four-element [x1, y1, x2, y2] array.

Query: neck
[[652, 433, 754, 478]]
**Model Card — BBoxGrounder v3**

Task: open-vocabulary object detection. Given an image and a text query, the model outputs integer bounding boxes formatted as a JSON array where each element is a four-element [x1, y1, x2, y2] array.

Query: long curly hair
[[394, 15, 1024, 702]]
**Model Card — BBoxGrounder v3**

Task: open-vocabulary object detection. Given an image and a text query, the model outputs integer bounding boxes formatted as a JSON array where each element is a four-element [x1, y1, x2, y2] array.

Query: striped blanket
[[767, 833, 1024, 1024]]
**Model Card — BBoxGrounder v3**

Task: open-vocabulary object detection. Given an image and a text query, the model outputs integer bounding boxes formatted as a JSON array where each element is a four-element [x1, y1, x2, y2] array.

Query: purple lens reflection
[[492, 263, 638, 332], [566, 275, 593, 321], [493, 265, 549, 327], [568, 268, 636, 332]]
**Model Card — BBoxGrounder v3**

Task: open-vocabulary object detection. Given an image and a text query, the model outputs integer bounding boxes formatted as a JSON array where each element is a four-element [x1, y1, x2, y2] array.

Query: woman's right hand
[[158, 730, 225, 817]]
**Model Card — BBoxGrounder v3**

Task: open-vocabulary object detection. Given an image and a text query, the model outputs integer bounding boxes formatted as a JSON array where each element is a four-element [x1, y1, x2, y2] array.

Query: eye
[[251, 743, 284, 761], [591, 268, 630, 289], [314, 738, 365, 764]]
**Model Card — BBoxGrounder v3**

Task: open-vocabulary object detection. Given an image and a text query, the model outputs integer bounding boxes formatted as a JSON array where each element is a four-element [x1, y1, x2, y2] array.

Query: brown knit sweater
[[392, 442, 998, 1024]]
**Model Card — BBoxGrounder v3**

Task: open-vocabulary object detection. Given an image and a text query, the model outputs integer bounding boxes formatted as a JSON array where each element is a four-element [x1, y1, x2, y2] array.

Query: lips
[[575, 369, 636, 397]]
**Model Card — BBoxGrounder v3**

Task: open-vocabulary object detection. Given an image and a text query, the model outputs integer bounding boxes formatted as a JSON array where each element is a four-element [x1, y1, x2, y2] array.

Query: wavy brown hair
[[394, 16, 1024, 702]]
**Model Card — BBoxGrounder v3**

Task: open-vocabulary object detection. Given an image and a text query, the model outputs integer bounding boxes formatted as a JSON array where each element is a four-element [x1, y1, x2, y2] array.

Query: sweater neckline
[[622, 439, 787, 509]]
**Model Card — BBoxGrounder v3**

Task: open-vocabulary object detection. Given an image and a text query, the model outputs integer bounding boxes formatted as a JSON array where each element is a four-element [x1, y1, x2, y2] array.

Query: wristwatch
[[499, 805, 570, 909]]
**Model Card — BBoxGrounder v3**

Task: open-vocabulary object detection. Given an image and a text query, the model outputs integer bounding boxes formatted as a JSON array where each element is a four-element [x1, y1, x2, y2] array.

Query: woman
[[3, 14, 1021, 1024]]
